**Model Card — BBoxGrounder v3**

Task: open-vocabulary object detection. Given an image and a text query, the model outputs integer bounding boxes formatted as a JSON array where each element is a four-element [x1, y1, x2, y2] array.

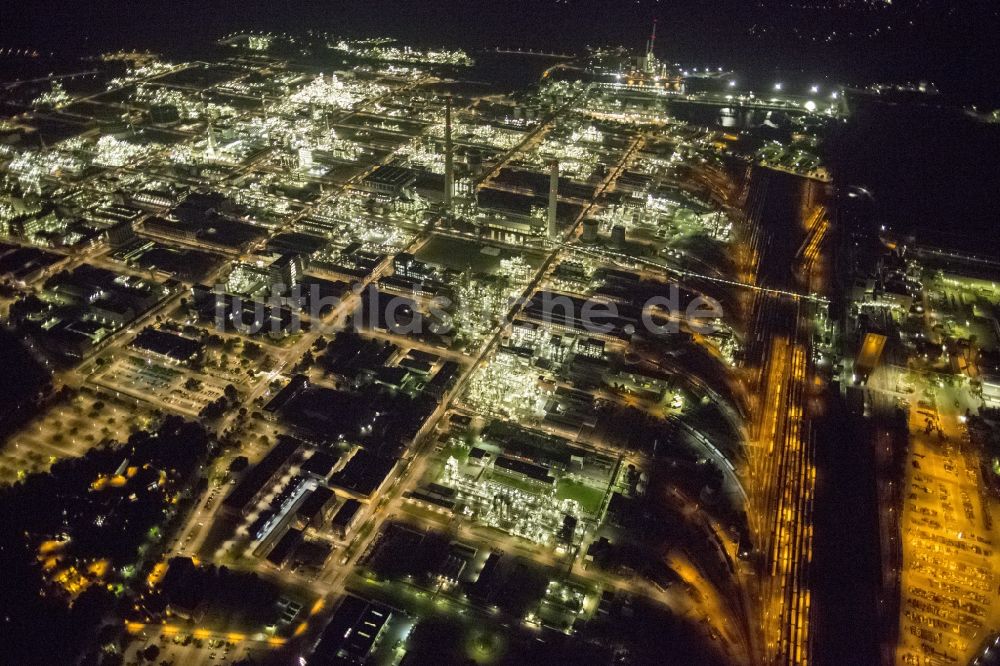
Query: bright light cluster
[[32, 81, 72, 109], [330, 39, 473, 67], [93, 136, 159, 168], [107, 60, 180, 88], [462, 350, 547, 418], [427, 121, 525, 151], [440, 457, 587, 547], [282, 75, 386, 112], [7, 150, 86, 193], [134, 84, 237, 120]]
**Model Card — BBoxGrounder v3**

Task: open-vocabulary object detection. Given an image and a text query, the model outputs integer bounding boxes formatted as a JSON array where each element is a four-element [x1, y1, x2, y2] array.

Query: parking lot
[[0, 389, 154, 483], [897, 395, 1000, 665], [92, 354, 228, 416]]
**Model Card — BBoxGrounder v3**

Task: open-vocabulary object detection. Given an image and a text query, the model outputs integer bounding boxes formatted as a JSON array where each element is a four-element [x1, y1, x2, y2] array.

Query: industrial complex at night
[[1, 3, 1000, 665]]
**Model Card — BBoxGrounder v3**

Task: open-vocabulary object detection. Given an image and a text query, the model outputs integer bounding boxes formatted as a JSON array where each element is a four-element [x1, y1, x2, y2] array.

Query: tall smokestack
[[445, 95, 455, 209], [548, 160, 559, 241], [644, 18, 658, 74], [206, 120, 217, 158]]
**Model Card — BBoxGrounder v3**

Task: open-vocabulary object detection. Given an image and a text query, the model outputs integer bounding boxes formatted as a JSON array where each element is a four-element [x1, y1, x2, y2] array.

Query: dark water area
[[465, 53, 563, 94], [665, 104, 786, 132], [826, 101, 1000, 258]]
